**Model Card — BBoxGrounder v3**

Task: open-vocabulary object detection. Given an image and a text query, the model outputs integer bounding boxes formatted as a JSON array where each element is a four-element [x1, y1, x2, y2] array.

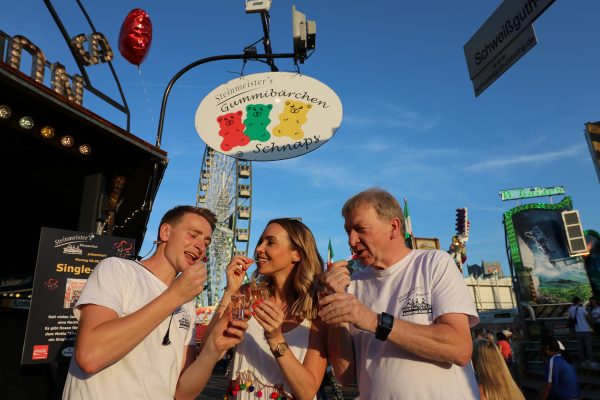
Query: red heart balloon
[[118, 9, 152, 66]]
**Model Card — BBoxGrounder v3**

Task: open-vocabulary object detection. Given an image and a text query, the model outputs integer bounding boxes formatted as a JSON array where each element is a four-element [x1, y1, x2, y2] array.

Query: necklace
[[134, 259, 175, 346]]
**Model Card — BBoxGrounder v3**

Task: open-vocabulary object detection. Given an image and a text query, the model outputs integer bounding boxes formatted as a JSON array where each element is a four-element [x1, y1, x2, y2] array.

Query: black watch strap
[[375, 312, 394, 341]]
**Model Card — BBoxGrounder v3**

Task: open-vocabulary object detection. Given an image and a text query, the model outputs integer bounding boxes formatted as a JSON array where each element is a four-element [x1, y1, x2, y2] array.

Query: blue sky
[[4, 0, 600, 277]]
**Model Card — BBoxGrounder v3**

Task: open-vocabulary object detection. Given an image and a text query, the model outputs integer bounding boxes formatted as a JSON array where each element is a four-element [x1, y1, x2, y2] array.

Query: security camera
[[245, 0, 271, 14]]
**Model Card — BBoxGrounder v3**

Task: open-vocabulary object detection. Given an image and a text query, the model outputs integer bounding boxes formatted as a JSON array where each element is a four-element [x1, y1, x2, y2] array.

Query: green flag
[[403, 198, 413, 238]]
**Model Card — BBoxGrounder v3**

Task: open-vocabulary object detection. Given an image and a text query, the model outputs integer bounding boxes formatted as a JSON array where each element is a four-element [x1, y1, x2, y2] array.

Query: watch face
[[380, 313, 393, 328], [276, 342, 288, 356]]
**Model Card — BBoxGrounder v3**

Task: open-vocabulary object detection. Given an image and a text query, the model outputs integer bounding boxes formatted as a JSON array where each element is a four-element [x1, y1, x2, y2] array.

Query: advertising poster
[[21, 227, 135, 364], [504, 197, 591, 304], [584, 230, 600, 299]]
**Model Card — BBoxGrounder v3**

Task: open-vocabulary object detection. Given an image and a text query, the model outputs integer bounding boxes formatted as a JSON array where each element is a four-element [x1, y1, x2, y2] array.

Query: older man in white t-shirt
[[320, 188, 480, 399]]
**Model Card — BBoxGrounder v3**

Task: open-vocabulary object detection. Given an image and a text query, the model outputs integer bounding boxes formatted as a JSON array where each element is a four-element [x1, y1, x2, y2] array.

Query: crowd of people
[[59, 188, 598, 399]]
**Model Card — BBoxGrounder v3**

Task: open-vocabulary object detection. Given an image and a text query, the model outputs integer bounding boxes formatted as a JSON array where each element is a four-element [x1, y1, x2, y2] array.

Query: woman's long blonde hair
[[263, 218, 324, 321], [472, 340, 524, 400]]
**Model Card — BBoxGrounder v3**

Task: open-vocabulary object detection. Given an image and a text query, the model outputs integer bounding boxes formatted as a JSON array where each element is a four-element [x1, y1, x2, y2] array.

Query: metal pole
[[155, 52, 294, 148], [146, 52, 296, 220], [260, 12, 279, 72]]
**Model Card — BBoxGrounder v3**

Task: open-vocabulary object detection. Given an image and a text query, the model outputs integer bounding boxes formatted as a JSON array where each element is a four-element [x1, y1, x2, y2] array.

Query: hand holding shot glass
[[319, 254, 355, 305], [316, 274, 335, 310], [317, 287, 334, 310], [248, 278, 270, 304], [230, 293, 246, 320]]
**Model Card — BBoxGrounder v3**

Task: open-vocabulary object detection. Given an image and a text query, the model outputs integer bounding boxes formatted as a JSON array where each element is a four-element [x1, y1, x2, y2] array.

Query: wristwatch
[[375, 312, 394, 341], [271, 342, 289, 358]]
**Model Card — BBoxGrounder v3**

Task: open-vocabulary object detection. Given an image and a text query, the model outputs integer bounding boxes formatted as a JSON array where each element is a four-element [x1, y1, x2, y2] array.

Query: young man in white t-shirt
[[320, 188, 480, 399], [62, 206, 250, 400]]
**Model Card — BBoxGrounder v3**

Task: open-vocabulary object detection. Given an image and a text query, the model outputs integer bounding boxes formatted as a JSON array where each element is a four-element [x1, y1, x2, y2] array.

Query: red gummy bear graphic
[[217, 111, 249, 151]]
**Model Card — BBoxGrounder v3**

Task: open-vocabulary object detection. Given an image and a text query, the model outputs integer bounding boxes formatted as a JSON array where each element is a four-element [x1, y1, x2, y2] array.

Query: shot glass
[[317, 288, 334, 310], [230, 293, 246, 320], [249, 281, 270, 304]]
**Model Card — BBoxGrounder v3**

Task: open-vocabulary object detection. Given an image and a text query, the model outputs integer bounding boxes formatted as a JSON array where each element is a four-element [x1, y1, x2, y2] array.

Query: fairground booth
[[0, 6, 167, 397], [500, 186, 600, 396]]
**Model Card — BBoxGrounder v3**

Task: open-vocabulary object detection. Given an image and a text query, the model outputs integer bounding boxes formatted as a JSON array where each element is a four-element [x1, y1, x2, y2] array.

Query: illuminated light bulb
[[78, 143, 91, 155], [60, 135, 74, 147], [19, 116, 34, 129], [41, 126, 55, 139], [15, 293, 21, 298], [0, 105, 12, 119]]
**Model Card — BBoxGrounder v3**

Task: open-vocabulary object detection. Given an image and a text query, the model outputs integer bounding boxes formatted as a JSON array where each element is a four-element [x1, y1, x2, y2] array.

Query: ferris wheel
[[195, 147, 252, 307]]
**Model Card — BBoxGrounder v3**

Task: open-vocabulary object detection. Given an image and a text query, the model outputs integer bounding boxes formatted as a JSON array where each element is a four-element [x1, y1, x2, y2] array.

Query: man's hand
[[168, 261, 208, 304], [324, 260, 351, 293], [319, 292, 377, 332]]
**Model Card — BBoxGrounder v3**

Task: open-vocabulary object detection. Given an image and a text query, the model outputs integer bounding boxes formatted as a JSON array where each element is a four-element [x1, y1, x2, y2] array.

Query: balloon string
[[137, 67, 156, 128]]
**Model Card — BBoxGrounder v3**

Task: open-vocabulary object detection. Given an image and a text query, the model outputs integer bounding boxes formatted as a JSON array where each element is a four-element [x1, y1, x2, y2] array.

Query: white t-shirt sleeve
[[430, 251, 479, 327], [73, 257, 131, 320]]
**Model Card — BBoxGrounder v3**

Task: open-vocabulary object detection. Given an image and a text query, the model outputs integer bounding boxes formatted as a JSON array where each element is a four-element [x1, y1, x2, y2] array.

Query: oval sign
[[195, 72, 342, 161]]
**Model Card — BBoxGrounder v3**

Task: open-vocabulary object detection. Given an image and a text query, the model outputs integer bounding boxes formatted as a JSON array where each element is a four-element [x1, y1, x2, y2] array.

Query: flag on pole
[[403, 198, 413, 239], [327, 238, 335, 266]]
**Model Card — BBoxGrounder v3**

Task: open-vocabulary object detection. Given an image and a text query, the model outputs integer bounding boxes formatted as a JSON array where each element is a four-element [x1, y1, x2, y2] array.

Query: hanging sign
[[195, 72, 343, 161], [499, 186, 565, 201]]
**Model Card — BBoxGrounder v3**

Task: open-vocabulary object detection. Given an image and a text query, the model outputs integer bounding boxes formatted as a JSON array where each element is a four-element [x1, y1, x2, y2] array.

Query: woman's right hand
[[225, 256, 254, 294]]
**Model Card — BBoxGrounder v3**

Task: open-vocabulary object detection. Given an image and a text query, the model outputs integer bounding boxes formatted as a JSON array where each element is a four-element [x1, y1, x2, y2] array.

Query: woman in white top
[[212, 218, 328, 400]]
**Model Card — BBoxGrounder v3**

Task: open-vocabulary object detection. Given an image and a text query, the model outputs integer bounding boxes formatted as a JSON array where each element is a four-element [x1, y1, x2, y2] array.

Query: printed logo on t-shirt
[[176, 310, 191, 331], [401, 297, 432, 316], [397, 286, 425, 303]]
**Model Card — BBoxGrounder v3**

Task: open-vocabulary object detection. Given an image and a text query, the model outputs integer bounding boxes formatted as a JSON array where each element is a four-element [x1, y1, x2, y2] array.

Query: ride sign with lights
[[195, 72, 343, 161]]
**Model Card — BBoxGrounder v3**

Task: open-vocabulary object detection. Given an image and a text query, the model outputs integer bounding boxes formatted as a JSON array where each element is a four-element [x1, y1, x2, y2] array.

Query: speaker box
[[561, 210, 588, 256]]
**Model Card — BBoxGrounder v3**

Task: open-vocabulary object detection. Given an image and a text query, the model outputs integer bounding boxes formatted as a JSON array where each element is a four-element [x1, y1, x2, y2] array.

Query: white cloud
[[255, 157, 366, 189], [462, 144, 584, 172], [343, 104, 441, 132]]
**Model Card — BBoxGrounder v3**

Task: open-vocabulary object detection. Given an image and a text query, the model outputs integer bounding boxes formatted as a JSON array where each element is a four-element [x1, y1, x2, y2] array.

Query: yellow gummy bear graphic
[[272, 100, 312, 140]]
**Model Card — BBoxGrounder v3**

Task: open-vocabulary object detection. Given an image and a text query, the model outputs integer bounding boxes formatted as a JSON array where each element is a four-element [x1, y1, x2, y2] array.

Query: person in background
[[496, 331, 513, 368], [568, 296, 598, 367], [62, 206, 249, 400], [212, 218, 328, 400], [321, 188, 480, 399], [538, 335, 580, 400], [472, 327, 486, 348], [472, 340, 524, 400], [587, 296, 600, 335]]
